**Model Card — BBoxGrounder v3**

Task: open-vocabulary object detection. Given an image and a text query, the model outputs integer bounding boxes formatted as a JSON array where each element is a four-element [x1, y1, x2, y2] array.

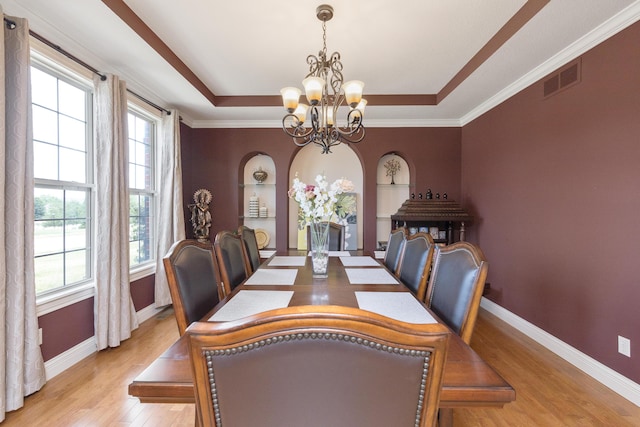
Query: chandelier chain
[[322, 20, 327, 57]]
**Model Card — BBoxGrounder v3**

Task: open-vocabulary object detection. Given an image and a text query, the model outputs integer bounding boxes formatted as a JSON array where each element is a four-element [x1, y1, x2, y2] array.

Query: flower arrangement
[[288, 174, 355, 224]]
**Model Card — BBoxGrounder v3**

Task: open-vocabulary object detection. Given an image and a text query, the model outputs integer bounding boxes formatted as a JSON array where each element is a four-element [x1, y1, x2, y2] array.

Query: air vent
[[543, 75, 559, 97], [543, 58, 581, 98]]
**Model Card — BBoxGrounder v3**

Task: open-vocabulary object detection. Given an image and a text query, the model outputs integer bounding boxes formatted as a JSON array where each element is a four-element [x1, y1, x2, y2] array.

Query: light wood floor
[[4, 308, 640, 426]]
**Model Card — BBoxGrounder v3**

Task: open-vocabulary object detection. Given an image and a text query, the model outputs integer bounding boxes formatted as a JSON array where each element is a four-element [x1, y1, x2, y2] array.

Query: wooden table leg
[[439, 408, 453, 427], [195, 405, 202, 427]]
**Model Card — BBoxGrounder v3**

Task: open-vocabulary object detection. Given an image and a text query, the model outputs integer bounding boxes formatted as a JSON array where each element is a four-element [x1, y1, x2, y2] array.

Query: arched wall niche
[[240, 152, 276, 249], [288, 143, 364, 249], [376, 152, 411, 246]]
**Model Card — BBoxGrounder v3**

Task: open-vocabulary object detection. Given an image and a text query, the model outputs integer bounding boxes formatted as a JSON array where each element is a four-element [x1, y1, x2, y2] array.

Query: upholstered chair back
[[213, 231, 250, 297], [384, 228, 407, 275], [186, 306, 450, 427], [396, 232, 435, 301], [238, 225, 261, 273], [306, 221, 345, 251], [163, 239, 221, 335], [425, 242, 488, 344]]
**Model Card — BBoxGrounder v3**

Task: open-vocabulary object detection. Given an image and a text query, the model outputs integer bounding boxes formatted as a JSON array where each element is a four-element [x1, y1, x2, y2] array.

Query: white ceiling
[[1, 0, 639, 127]]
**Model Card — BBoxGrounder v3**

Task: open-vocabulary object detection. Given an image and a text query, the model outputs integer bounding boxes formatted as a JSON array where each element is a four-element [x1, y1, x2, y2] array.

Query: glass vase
[[309, 220, 330, 278]]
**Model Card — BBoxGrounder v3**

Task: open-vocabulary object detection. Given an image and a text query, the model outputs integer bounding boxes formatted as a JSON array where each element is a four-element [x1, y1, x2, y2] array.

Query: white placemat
[[345, 268, 399, 285], [374, 250, 386, 259], [209, 290, 294, 322], [259, 250, 276, 259], [244, 269, 298, 285], [268, 256, 307, 267], [307, 251, 351, 257], [340, 256, 381, 267], [355, 292, 437, 324]]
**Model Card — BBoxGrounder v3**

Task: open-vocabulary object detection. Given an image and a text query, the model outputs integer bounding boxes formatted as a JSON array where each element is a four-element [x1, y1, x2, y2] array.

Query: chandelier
[[280, 4, 366, 154]]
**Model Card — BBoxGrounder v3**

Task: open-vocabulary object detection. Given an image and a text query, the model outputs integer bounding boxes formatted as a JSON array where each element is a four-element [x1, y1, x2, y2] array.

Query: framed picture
[[438, 230, 447, 240]]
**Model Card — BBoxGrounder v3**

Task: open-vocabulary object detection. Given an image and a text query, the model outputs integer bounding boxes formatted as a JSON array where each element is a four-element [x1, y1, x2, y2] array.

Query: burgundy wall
[[38, 298, 94, 361], [181, 126, 461, 252], [461, 22, 640, 382], [38, 275, 156, 362], [130, 275, 155, 311]]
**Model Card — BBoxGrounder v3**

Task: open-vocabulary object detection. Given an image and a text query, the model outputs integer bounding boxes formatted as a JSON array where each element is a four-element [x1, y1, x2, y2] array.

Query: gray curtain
[[154, 109, 185, 307], [0, 12, 46, 419], [93, 73, 138, 350]]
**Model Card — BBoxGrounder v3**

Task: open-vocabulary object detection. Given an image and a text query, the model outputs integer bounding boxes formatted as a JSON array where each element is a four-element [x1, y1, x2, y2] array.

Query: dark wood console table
[[391, 198, 473, 244]]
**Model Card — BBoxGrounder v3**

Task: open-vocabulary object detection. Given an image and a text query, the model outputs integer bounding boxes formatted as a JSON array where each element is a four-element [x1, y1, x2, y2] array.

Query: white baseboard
[[43, 303, 163, 381], [44, 337, 96, 380], [480, 297, 640, 407], [136, 303, 164, 324]]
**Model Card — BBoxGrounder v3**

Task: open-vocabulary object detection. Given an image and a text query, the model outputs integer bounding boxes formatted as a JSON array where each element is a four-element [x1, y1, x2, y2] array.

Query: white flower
[[289, 174, 355, 223]]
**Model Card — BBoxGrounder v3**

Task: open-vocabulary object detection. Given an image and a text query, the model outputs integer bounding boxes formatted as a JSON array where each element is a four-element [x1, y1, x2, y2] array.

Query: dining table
[[129, 250, 515, 427]]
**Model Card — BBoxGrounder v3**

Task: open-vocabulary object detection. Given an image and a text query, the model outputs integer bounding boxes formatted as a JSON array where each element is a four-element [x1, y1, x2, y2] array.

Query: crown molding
[[460, 1, 640, 126], [365, 118, 462, 128], [190, 118, 461, 129], [189, 2, 640, 131]]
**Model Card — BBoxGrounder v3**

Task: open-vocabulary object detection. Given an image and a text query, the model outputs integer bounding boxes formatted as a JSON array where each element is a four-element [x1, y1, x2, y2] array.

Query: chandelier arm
[[309, 106, 321, 134], [293, 138, 313, 147], [306, 54, 321, 78], [327, 52, 343, 96], [346, 108, 363, 127], [333, 125, 365, 139], [282, 114, 314, 139], [328, 108, 362, 132], [335, 125, 366, 144], [314, 135, 332, 154]]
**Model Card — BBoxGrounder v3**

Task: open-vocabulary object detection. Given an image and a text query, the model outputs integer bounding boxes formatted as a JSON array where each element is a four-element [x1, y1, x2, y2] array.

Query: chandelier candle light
[[281, 4, 367, 154], [288, 174, 354, 277]]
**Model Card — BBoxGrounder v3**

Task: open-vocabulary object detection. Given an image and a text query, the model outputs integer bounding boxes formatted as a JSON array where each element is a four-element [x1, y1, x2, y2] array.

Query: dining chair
[[383, 227, 407, 275], [163, 239, 221, 336], [213, 230, 250, 297], [237, 225, 261, 273], [424, 241, 489, 344], [306, 221, 345, 251], [396, 232, 435, 301], [186, 305, 450, 427]]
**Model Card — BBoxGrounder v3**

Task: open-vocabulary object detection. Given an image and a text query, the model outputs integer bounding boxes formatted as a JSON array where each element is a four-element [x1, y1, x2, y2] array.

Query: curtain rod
[[4, 16, 171, 116]]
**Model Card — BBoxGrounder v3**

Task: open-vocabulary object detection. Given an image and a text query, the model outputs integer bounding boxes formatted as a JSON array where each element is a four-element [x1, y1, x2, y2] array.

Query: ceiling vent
[[543, 58, 581, 98]]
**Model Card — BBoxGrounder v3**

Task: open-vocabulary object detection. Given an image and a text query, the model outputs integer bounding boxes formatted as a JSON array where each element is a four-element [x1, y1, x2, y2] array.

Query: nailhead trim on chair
[[203, 332, 432, 426]]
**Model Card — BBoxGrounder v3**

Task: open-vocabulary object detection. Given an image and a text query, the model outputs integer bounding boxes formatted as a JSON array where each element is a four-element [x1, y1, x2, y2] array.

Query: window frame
[[31, 59, 95, 300], [31, 37, 161, 314], [127, 105, 160, 276]]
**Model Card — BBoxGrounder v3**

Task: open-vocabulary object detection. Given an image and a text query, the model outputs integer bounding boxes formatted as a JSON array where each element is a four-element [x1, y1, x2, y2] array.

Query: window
[[32, 65, 93, 296], [128, 111, 155, 268]]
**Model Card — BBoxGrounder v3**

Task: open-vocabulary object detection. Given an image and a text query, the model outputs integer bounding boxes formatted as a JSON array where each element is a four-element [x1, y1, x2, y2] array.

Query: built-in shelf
[[241, 216, 276, 221], [242, 155, 276, 249], [241, 183, 275, 188], [376, 154, 410, 244]]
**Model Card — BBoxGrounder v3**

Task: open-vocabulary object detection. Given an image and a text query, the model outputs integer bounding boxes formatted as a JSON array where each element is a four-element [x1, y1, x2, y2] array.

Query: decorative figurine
[[188, 188, 212, 242], [426, 188, 433, 199], [383, 157, 401, 185]]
